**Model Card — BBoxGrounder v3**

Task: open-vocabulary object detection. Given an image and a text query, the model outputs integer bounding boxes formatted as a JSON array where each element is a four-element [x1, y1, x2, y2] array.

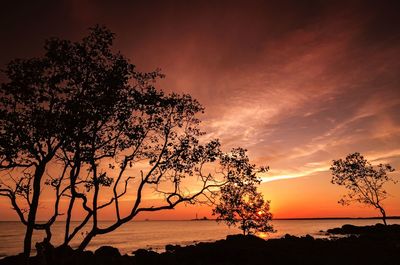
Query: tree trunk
[[44, 226, 52, 244], [24, 163, 45, 262], [242, 219, 246, 235], [64, 196, 75, 243], [64, 160, 80, 245], [379, 206, 387, 226], [78, 231, 95, 251]]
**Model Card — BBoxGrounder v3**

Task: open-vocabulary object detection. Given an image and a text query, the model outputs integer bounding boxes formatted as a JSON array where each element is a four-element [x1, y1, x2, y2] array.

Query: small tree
[[213, 148, 274, 235], [330, 152, 396, 225]]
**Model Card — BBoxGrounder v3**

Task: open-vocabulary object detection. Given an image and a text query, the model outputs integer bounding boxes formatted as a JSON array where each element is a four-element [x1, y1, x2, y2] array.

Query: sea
[[1, 219, 399, 258]]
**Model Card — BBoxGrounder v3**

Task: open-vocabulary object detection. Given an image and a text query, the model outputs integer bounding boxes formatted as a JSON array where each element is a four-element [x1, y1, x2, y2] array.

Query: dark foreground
[[1, 224, 400, 265]]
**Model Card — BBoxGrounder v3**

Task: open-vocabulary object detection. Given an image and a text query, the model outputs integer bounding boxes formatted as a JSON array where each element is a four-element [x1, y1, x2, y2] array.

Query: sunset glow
[[1, 1, 399, 221]]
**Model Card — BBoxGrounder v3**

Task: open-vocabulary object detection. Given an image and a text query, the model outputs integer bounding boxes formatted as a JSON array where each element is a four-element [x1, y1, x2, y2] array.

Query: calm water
[[1, 219, 399, 258]]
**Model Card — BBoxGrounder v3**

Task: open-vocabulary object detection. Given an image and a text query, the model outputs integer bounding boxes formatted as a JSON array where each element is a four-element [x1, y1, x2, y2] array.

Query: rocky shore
[[1, 224, 399, 265]]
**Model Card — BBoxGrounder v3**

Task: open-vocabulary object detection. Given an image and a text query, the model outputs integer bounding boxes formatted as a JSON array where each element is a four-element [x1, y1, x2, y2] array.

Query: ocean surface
[[1, 219, 399, 258]]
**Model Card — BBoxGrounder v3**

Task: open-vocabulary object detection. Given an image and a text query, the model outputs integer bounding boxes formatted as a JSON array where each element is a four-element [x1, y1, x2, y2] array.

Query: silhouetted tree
[[213, 148, 273, 235], [0, 26, 263, 255], [330, 152, 396, 225], [0, 34, 75, 259]]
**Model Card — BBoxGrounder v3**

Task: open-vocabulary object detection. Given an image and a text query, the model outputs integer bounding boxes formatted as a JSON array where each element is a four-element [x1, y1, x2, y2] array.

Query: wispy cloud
[[259, 162, 330, 183]]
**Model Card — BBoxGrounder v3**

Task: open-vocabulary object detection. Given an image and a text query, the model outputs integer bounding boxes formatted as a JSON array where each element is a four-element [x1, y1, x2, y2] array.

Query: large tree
[[0, 26, 262, 257], [330, 152, 396, 225]]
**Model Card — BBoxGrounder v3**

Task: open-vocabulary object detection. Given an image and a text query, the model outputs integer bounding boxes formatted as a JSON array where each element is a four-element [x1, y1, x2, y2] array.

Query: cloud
[[259, 162, 330, 183]]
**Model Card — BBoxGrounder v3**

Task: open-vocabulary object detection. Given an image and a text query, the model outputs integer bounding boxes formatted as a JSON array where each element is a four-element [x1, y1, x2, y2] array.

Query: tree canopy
[[330, 152, 396, 225]]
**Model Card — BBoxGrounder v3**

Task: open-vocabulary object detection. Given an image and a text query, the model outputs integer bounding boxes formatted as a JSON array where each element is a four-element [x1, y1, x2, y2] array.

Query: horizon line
[[1, 216, 400, 222]]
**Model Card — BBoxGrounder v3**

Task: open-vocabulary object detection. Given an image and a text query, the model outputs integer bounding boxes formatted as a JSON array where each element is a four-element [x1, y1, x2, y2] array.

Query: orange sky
[[1, 0, 400, 220]]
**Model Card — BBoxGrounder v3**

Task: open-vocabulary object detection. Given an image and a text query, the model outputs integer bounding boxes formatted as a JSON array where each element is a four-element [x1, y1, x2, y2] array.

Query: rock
[[132, 248, 159, 265], [79, 250, 95, 265], [327, 223, 400, 236], [95, 246, 121, 258], [94, 246, 121, 265], [132, 248, 149, 256], [226, 234, 246, 241], [54, 244, 74, 257], [284, 234, 298, 240], [304, 234, 314, 240], [165, 244, 181, 252], [0, 254, 24, 265]]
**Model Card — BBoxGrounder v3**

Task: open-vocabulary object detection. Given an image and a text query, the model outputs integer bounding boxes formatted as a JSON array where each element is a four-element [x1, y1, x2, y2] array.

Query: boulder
[[94, 246, 121, 265]]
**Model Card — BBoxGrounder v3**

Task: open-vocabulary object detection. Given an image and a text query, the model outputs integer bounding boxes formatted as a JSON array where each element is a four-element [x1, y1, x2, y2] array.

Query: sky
[[1, 0, 400, 220]]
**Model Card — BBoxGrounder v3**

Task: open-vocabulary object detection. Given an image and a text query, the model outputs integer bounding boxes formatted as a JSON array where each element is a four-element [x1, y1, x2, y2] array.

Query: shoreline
[[1, 224, 400, 265]]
